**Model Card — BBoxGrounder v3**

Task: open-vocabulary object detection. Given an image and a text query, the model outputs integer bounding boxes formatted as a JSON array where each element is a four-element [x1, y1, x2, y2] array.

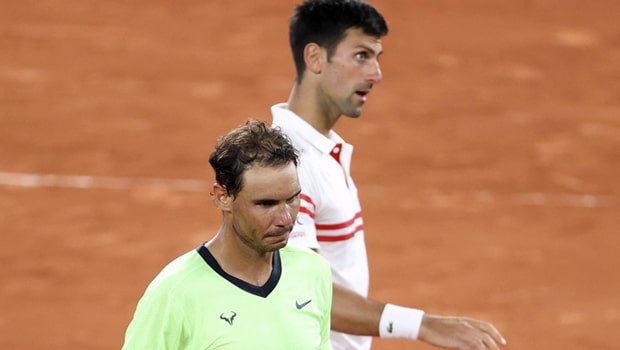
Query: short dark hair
[[289, 0, 388, 83], [209, 119, 299, 198]]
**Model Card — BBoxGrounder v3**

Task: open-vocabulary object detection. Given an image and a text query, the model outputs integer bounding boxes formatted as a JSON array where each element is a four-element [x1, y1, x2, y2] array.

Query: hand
[[418, 314, 507, 350]]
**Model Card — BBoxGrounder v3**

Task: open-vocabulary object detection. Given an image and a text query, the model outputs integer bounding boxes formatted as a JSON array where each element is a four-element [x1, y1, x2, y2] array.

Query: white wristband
[[379, 304, 425, 340]]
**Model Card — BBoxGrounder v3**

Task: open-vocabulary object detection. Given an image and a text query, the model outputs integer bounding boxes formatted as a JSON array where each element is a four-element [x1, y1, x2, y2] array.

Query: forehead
[[336, 27, 383, 53], [239, 163, 299, 199]]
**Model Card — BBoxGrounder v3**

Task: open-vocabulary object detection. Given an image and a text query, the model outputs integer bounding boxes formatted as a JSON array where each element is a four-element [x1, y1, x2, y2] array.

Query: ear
[[304, 43, 325, 75], [212, 183, 233, 212]]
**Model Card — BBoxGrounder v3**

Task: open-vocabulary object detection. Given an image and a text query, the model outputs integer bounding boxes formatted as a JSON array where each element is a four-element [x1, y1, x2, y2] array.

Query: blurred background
[[1, 0, 618, 349]]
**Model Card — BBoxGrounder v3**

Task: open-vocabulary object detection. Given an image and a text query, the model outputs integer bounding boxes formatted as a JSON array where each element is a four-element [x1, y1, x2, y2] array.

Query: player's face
[[230, 163, 301, 254], [319, 27, 383, 118]]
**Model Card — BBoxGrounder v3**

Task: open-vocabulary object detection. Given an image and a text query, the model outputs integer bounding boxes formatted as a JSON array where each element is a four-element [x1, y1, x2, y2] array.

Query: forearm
[[330, 283, 425, 339], [322, 261, 506, 348], [330, 283, 384, 335]]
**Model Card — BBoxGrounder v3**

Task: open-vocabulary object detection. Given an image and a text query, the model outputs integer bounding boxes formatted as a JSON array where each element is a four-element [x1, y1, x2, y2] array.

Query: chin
[[344, 108, 363, 118], [275, 239, 289, 249], [344, 113, 362, 119], [266, 243, 287, 253], [268, 236, 289, 251]]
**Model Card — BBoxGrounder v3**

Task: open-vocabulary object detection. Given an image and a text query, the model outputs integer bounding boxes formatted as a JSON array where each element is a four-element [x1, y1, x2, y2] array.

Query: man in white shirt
[[272, 1, 508, 349]]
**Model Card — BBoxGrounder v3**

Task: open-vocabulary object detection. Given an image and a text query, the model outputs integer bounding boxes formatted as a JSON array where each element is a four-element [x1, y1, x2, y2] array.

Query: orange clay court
[[1, 1, 619, 349]]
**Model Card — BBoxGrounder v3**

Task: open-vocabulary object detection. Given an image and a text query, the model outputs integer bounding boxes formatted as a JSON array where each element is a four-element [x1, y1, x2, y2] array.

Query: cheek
[[323, 66, 347, 88], [234, 207, 263, 230], [245, 207, 274, 230]]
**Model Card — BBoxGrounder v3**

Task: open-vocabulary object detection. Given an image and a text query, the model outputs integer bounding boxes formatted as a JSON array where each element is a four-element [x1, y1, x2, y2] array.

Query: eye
[[355, 52, 368, 60], [256, 200, 277, 207]]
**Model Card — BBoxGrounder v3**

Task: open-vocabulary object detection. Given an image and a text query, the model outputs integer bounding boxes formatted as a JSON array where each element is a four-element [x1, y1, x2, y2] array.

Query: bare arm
[[330, 283, 384, 335], [330, 282, 507, 349]]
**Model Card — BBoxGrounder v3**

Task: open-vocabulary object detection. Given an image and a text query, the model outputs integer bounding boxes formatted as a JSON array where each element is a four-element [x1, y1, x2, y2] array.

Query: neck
[[206, 229, 274, 286], [287, 84, 339, 136]]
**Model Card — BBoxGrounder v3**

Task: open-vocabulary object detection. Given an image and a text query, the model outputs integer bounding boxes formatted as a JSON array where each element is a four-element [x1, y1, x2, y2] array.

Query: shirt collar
[[271, 103, 346, 156]]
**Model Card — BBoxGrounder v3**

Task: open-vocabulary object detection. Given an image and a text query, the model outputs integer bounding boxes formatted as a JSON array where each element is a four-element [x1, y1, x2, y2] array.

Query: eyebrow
[[254, 189, 301, 204], [288, 189, 302, 201], [358, 44, 383, 57]]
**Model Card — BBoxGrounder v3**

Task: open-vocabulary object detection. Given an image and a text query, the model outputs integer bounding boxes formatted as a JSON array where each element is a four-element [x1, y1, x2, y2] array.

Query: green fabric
[[122, 244, 332, 350]]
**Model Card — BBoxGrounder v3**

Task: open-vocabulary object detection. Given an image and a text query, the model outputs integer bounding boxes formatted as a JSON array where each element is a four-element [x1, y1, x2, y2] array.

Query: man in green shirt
[[122, 120, 333, 350]]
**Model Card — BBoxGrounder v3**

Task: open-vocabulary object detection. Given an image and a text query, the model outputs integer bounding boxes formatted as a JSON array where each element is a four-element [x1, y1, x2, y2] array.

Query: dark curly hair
[[209, 119, 299, 198]]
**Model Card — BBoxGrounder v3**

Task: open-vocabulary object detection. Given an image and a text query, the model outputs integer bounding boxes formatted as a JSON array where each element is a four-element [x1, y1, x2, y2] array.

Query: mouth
[[266, 229, 290, 241], [355, 88, 371, 102], [355, 91, 368, 102]]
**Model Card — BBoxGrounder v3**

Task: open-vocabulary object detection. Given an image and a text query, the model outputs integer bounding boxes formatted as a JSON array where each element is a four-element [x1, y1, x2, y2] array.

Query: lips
[[355, 91, 368, 102], [355, 85, 372, 102], [266, 229, 291, 240]]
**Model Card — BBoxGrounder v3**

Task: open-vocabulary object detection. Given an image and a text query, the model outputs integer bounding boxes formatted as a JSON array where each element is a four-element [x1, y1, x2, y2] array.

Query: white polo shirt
[[272, 103, 372, 350]]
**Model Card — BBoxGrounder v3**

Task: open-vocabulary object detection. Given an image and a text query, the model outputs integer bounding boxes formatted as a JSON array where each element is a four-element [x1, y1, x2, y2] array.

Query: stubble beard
[[343, 103, 363, 119], [231, 221, 274, 256], [336, 95, 362, 119]]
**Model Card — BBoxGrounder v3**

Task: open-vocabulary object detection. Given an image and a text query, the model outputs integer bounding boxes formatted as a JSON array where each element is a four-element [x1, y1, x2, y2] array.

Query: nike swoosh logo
[[296, 299, 312, 310]]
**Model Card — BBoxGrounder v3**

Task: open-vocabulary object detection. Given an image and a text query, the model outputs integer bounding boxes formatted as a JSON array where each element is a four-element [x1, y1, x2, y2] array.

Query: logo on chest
[[220, 311, 237, 326]]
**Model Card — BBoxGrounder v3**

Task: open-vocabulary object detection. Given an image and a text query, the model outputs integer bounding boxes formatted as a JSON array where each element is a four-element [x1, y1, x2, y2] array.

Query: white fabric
[[272, 103, 372, 350], [379, 304, 425, 340]]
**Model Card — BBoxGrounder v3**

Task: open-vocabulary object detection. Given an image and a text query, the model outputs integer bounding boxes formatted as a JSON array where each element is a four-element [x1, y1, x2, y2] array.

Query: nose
[[274, 204, 294, 227], [368, 60, 382, 84]]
